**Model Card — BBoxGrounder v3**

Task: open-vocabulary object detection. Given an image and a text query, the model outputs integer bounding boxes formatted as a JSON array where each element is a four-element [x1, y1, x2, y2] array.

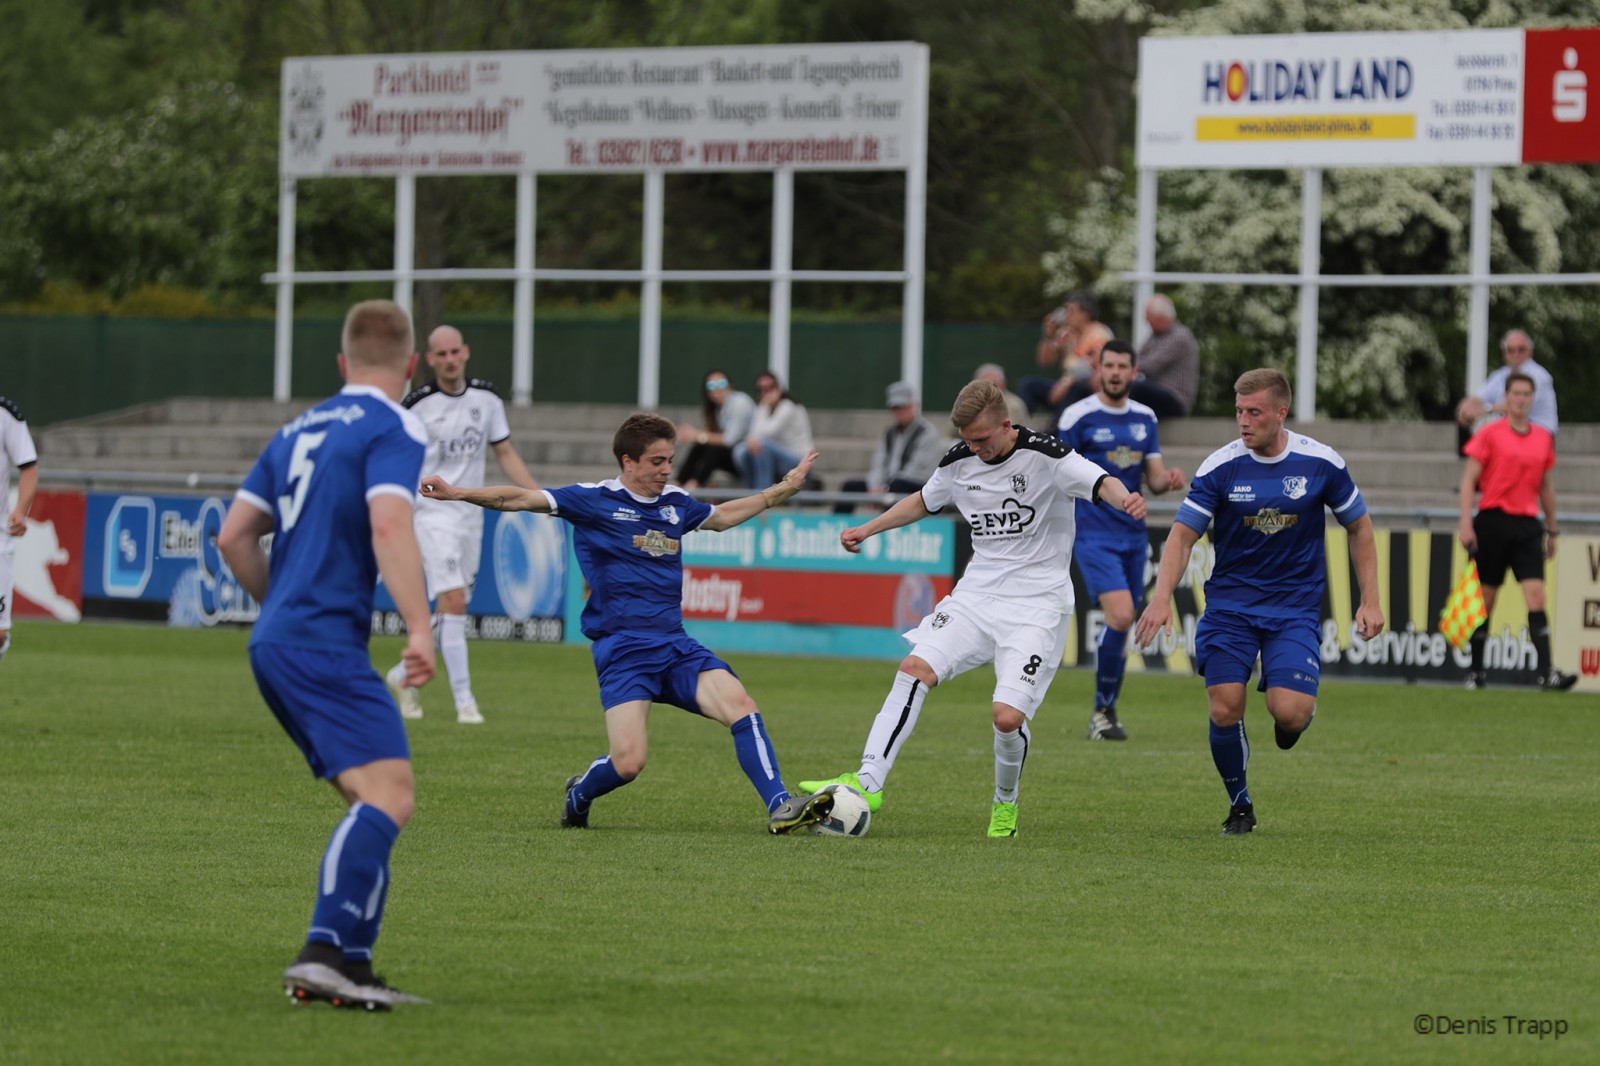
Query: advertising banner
[[1084, 524, 1575, 686], [282, 42, 926, 177], [563, 512, 958, 659], [11, 488, 85, 622], [1552, 535, 1600, 692], [1137, 28, 1600, 169], [81, 494, 257, 625]]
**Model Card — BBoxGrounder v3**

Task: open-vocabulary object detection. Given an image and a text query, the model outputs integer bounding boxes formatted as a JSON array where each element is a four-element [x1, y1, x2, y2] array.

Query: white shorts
[[0, 544, 13, 629], [903, 590, 1070, 719], [415, 511, 483, 600]]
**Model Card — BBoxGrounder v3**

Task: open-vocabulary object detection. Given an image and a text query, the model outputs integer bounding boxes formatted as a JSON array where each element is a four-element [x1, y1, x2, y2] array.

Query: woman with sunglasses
[[674, 369, 756, 490], [735, 371, 815, 489]]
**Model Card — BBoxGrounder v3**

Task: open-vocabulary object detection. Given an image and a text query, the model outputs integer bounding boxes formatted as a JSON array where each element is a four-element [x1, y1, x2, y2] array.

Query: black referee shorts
[[1473, 508, 1546, 587]]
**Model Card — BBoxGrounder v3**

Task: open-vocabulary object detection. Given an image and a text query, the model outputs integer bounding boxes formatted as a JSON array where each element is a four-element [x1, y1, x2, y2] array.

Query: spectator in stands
[[1134, 294, 1198, 418], [675, 369, 756, 490], [734, 371, 815, 489], [835, 381, 946, 514], [1455, 330, 1558, 454], [974, 363, 1029, 429], [1017, 292, 1111, 427]]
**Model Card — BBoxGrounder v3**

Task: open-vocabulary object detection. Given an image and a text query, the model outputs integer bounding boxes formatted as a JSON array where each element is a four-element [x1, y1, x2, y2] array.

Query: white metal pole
[[394, 173, 415, 313], [769, 169, 794, 386], [513, 172, 536, 407], [1133, 168, 1158, 347], [273, 177, 297, 403], [901, 45, 930, 394], [1295, 168, 1322, 423], [1466, 166, 1493, 394], [640, 170, 665, 410]]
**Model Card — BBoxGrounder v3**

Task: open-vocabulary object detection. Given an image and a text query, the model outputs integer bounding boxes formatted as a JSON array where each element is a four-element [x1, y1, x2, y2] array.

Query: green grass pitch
[[1, 621, 1594, 1064]]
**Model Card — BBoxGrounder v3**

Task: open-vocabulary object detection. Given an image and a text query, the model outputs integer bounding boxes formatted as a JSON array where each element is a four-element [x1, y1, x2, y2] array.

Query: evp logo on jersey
[[969, 498, 1036, 538]]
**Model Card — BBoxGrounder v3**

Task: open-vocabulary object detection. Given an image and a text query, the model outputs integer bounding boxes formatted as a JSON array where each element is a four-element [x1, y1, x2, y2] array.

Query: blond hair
[[1234, 368, 1292, 412], [950, 380, 1008, 429], [342, 300, 414, 369]]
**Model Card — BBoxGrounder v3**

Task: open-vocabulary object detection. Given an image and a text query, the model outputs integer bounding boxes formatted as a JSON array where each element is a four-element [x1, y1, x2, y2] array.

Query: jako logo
[[1555, 47, 1587, 122]]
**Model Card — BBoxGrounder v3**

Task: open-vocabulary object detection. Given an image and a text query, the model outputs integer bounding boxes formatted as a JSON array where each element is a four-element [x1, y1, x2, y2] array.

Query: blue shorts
[[1075, 536, 1148, 604], [1194, 609, 1322, 696], [591, 630, 734, 713], [249, 642, 410, 780]]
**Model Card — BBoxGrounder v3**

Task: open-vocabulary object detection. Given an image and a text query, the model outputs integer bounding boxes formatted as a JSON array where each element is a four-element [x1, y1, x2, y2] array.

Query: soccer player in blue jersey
[[419, 412, 833, 834], [219, 300, 437, 1010], [1134, 369, 1384, 837], [1059, 340, 1187, 741]]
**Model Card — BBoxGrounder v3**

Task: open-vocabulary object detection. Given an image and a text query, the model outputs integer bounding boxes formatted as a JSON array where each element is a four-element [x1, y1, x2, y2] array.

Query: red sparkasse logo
[[1522, 27, 1600, 163]]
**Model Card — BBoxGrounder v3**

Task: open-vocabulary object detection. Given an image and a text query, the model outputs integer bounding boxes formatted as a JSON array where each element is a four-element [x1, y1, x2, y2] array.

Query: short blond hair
[[342, 300, 414, 369], [951, 380, 1008, 429], [1234, 368, 1291, 411]]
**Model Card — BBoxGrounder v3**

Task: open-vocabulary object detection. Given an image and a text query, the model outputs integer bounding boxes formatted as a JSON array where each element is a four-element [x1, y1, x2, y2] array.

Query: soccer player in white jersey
[[1059, 340, 1186, 741], [1135, 369, 1384, 837], [219, 300, 436, 1009], [418, 413, 833, 835], [0, 395, 40, 665], [385, 325, 541, 724], [801, 380, 1147, 838]]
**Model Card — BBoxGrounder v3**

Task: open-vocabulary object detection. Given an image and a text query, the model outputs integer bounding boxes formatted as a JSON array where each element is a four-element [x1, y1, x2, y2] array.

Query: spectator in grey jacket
[[1133, 294, 1198, 418], [676, 368, 756, 489], [735, 370, 815, 489], [835, 382, 947, 514]]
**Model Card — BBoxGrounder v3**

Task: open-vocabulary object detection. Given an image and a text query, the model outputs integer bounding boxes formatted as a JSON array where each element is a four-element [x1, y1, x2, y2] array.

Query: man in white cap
[[835, 381, 947, 514]]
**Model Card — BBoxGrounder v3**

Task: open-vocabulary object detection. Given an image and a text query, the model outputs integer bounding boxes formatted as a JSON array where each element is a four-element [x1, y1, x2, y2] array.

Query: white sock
[[858, 671, 931, 792], [439, 614, 472, 705], [0, 633, 10, 665], [994, 723, 1029, 802]]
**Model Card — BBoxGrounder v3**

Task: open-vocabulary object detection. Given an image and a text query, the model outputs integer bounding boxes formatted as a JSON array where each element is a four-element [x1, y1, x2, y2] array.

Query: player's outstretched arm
[[1345, 514, 1385, 639], [218, 498, 275, 604], [1094, 474, 1148, 522], [1134, 521, 1200, 647], [840, 491, 931, 554], [371, 494, 436, 688], [421, 476, 550, 513], [702, 449, 818, 532]]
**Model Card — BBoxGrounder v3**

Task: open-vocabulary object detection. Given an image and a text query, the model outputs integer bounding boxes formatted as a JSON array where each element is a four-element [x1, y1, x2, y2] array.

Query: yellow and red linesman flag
[[1439, 561, 1488, 650]]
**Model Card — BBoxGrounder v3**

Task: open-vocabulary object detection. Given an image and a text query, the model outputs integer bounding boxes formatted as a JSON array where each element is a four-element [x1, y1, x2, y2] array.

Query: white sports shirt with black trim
[[919, 427, 1109, 612], [1, 396, 39, 524], [403, 378, 512, 520]]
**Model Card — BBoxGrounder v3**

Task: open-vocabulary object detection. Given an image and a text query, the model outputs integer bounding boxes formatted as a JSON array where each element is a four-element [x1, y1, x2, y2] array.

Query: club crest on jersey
[[660, 505, 679, 526], [1011, 473, 1027, 493], [931, 611, 952, 629], [633, 529, 680, 557], [1106, 445, 1142, 470], [470, 406, 481, 423], [1130, 423, 1147, 442], [1244, 507, 1298, 535], [1282, 476, 1308, 500]]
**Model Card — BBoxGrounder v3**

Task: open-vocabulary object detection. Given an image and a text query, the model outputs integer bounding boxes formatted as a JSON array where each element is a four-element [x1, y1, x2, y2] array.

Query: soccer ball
[[810, 783, 872, 837]]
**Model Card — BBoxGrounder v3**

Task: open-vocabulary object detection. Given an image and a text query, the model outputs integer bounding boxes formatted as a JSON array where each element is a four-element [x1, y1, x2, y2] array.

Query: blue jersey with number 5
[[237, 384, 427, 650]]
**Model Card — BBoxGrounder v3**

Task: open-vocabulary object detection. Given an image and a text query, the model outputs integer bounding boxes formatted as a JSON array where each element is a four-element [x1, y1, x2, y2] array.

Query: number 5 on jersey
[[278, 431, 327, 531]]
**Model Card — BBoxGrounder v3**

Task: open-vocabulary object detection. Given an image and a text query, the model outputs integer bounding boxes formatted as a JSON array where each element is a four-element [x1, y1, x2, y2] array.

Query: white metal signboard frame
[[268, 43, 931, 407], [1128, 28, 1600, 420]]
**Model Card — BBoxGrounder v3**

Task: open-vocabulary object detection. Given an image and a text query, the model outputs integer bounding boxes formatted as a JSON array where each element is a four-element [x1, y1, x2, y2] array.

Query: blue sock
[[569, 756, 630, 817], [731, 712, 791, 814], [1209, 721, 1252, 808], [1095, 625, 1129, 709], [307, 803, 399, 953], [346, 856, 391, 965]]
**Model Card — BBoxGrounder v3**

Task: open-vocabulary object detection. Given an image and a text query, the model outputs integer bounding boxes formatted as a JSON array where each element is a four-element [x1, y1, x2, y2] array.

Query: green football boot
[[987, 801, 1019, 838], [795, 772, 884, 813]]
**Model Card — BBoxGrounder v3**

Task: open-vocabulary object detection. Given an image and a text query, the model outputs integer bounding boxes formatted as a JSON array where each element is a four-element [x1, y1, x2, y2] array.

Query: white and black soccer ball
[[810, 783, 871, 837]]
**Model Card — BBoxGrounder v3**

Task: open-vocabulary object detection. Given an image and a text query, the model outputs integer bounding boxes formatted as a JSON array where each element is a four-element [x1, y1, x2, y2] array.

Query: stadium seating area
[[36, 397, 1600, 523]]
